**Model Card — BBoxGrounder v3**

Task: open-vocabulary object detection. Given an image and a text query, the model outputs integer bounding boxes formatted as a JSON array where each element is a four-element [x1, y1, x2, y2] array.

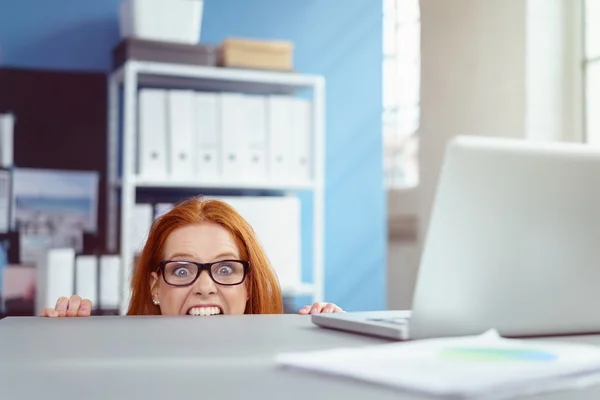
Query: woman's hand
[[298, 302, 344, 315], [40, 295, 93, 317]]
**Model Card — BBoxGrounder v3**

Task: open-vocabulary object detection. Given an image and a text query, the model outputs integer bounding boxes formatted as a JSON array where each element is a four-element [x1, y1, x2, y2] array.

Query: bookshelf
[[106, 60, 325, 314]]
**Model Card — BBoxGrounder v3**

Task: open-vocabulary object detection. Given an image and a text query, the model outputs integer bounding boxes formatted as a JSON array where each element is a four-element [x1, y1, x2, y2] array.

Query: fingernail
[[51, 311, 58, 317], [80, 303, 89, 310], [310, 307, 319, 314]]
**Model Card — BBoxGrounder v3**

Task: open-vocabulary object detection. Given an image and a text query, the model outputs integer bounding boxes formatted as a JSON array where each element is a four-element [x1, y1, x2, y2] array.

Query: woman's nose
[[193, 270, 217, 295]]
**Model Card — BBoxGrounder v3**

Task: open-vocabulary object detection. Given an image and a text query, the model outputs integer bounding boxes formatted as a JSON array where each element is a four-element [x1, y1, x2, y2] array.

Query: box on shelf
[[112, 38, 218, 69], [119, 0, 204, 44], [218, 38, 294, 71]]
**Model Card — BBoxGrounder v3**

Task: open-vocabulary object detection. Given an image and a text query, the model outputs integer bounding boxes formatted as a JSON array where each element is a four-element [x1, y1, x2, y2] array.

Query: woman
[[41, 197, 342, 317]]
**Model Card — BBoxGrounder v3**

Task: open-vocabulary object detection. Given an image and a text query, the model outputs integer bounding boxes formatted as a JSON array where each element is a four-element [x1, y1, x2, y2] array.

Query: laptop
[[313, 135, 600, 340]]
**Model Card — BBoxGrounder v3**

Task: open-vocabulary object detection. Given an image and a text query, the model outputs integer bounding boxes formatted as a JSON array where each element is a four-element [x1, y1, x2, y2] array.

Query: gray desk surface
[[1, 315, 600, 400]]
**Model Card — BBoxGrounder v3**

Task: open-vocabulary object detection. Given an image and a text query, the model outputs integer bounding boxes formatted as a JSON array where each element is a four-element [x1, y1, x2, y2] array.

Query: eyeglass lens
[[163, 260, 245, 285]]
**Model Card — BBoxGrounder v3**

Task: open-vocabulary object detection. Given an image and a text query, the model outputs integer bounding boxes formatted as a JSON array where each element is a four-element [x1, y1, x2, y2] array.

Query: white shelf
[[107, 60, 326, 315], [126, 177, 315, 191], [112, 61, 324, 94]]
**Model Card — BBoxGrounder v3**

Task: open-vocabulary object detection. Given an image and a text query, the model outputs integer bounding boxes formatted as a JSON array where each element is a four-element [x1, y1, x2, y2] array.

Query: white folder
[[36, 248, 76, 315], [208, 196, 302, 291], [195, 92, 220, 181], [99, 255, 120, 310], [132, 204, 153, 254], [244, 95, 268, 182], [75, 255, 98, 308], [167, 90, 196, 180], [290, 98, 313, 182], [266, 95, 294, 182], [138, 89, 168, 179], [0, 113, 14, 169], [219, 93, 246, 181]]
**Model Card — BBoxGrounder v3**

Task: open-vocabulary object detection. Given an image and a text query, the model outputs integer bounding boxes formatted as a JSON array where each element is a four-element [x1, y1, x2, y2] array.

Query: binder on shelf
[[132, 204, 153, 254], [195, 92, 221, 181], [75, 255, 98, 308], [36, 248, 76, 315], [0, 113, 14, 169], [138, 89, 168, 179], [266, 95, 294, 182], [291, 98, 313, 182], [244, 94, 268, 182], [167, 90, 196, 180], [210, 196, 302, 291], [219, 92, 245, 181], [99, 255, 120, 310]]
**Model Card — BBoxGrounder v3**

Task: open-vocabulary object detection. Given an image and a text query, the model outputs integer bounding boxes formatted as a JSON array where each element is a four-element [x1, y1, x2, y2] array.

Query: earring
[[153, 298, 160, 305]]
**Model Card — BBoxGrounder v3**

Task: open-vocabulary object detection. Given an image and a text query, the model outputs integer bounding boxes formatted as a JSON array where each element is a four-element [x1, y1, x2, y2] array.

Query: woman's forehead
[[163, 222, 240, 260]]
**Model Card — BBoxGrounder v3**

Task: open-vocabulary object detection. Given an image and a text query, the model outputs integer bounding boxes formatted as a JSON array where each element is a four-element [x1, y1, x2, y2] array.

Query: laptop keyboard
[[367, 317, 410, 325]]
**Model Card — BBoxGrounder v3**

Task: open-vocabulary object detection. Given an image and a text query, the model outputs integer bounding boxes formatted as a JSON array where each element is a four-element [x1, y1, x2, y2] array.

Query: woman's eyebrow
[[165, 252, 240, 261]]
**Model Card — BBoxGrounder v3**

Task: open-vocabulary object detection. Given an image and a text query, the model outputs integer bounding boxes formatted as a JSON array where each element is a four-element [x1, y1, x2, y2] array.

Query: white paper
[[99, 255, 120, 310], [36, 248, 75, 315], [275, 330, 600, 400], [75, 255, 98, 308]]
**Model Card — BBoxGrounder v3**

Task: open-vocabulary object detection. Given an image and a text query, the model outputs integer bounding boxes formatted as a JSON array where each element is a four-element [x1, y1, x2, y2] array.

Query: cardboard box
[[113, 38, 218, 69], [218, 38, 294, 71]]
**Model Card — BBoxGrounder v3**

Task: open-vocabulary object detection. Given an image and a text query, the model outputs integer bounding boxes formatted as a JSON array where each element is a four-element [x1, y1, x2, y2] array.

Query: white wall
[[526, 0, 583, 143], [387, 0, 583, 310]]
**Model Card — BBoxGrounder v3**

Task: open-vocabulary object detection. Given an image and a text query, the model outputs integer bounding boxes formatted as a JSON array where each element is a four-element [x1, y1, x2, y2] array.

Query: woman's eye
[[173, 267, 190, 276], [217, 266, 233, 275]]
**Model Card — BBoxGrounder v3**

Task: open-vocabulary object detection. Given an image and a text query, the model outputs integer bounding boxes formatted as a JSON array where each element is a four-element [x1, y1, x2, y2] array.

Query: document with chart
[[276, 330, 600, 399]]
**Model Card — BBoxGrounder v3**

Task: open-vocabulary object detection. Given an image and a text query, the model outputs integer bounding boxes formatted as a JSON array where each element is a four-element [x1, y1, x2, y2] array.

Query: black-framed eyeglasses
[[158, 259, 249, 287]]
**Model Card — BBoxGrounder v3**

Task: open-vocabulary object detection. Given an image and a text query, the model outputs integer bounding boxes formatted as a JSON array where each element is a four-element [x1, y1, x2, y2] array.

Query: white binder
[[0, 113, 14, 169], [195, 92, 220, 181], [36, 248, 75, 315], [243, 95, 268, 182], [209, 196, 302, 291], [266, 95, 294, 181], [132, 203, 153, 254], [99, 255, 120, 310], [167, 90, 196, 180], [138, 89, 168, 179], [219, 93, 245, 181], [75, 255, 98, 308], [291, 98, 313, 182]]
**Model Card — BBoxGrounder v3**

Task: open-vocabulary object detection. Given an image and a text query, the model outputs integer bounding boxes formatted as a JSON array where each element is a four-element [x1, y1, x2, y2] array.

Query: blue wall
[[0, 0, 386, 311]]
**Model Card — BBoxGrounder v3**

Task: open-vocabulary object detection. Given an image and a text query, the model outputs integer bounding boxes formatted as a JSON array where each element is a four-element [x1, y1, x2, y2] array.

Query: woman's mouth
[[187, 306, 222, 316]]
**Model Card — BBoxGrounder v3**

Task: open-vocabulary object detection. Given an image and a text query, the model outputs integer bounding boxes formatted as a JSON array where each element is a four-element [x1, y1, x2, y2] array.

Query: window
[[584, 0, 600, 145], [383, 0, 420, 188]]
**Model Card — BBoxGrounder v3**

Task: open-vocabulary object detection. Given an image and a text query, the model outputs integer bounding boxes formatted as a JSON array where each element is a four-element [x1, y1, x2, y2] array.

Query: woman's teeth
[[188, 307, 221, 316]]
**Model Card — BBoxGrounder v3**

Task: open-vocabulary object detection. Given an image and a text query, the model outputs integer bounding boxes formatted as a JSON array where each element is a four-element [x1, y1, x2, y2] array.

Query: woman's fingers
[[298, 305, 311, 315], [322, 304, 337, 313], [78, 299, 92, 317], [54, 297, 69, 317], [40, 308, 59, 317], [43, 295, 92, 317], [66, 295, 82, 317], [297, 302, 345, 315]]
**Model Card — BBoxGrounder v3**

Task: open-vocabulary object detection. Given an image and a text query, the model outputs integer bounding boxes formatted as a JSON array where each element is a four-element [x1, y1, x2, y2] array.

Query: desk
[[1, 315, 600, 399]]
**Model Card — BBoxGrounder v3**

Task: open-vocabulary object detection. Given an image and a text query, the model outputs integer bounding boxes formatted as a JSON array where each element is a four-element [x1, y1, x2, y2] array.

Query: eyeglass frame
[[157, 259, 250, 287]]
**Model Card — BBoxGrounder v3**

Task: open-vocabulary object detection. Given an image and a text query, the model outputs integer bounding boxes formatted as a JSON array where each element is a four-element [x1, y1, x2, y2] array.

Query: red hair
[[127, 197, 284, 315]]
